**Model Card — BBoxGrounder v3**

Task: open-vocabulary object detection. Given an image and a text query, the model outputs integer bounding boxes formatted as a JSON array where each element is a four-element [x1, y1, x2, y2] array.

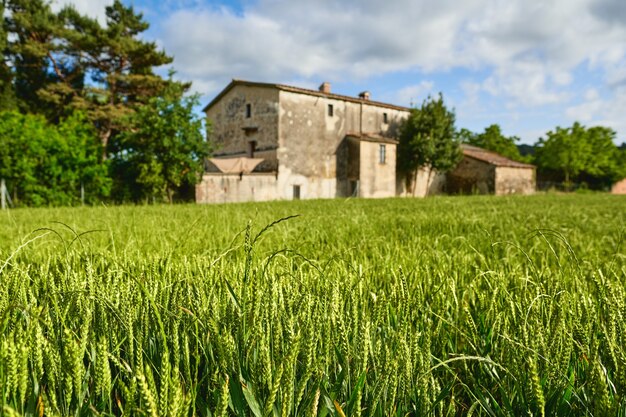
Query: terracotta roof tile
[[461, 144, 535, 168]]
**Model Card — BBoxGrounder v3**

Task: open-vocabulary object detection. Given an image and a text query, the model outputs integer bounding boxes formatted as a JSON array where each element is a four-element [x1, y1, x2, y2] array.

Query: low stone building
[[447, 145, 536, 195], [196, 80, 408, 203]]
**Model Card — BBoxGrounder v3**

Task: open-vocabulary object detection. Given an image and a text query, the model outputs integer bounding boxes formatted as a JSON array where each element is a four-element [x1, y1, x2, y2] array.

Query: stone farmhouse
[[196, 80, 406, 203], [196, 80, 535, 203]]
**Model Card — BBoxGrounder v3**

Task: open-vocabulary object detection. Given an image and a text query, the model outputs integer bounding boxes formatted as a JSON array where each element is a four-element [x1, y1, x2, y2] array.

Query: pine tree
[[0, 1, 16, 110], [58, 0, 178, 157], [5, 0, 63, 115]]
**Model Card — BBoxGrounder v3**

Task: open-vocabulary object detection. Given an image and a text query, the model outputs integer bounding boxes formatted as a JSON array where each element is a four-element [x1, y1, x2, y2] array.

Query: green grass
[[1, 194, 625, 416]]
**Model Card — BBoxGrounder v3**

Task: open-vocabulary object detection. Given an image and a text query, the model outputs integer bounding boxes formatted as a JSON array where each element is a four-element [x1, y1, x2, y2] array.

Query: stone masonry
[[196, 80, 536, 203]]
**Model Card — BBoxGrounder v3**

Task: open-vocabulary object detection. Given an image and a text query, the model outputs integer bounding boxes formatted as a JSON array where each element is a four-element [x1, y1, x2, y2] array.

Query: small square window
[[328, 104, 334, 117], [246, 103, 252, 118], [379, 144, 386, 164], [293, 185, 301, 200], [383, 112, 388, 124]]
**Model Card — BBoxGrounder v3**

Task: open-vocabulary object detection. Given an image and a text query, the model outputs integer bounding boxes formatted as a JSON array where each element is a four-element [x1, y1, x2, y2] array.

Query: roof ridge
[[461, 144, 535, 168], [203, 79, 412, 112]]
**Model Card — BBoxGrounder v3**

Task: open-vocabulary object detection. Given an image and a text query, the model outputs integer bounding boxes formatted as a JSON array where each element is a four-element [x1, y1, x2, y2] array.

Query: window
[[379, 144, 386, 164], [246, 103, 252, 118], [247, 141, 256, 158], [293, 185, 301, 200], [328, 104, 334, 117], [383, 112, 388, 124]]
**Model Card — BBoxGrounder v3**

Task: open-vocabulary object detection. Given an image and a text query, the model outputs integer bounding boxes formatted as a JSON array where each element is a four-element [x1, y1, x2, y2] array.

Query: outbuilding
[[447, 145, 536, 195]]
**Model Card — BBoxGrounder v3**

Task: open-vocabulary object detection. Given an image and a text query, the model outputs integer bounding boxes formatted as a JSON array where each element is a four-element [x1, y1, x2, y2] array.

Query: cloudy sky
[[56, 0, 626, 144]]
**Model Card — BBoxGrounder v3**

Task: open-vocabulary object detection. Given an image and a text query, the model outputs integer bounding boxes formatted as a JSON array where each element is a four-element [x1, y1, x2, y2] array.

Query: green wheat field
[[1, 194, 625, 416]]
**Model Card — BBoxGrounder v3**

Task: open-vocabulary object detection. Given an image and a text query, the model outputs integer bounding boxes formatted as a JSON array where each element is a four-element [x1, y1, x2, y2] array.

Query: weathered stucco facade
[[195, 173, 278, 204], [197, 80, 407, 203], [396, 167, 447, 198], [447, 145, 536, 195]]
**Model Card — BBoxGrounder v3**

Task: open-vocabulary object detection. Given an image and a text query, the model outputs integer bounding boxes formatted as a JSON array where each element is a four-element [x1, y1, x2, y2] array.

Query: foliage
[[0, 1, 16, 111], [459, 124, 527, 162], [398, 93, 461, 173], [4, 0, 65, 116], [54, 0, 178, 154], [0, 195, 625, 415], [0, 0, 206, 206], [535, 122, 622, 188], [398, 93, 461, 193], [584, 126, 622, 179], [0, 111, 109, 206], [56, 113, 113, 202], [3, 0, 181, 156], [109, 82, 210, 203]]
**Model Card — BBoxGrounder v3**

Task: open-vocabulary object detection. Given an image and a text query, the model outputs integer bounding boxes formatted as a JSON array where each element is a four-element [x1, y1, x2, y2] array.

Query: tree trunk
[[425, 166, 432, 197], [99, 128, 111, 160], [412, 169, 418, 196]]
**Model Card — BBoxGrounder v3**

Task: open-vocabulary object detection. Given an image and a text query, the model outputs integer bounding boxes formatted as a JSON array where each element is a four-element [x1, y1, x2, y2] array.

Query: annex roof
[[208, 157, 264, 174], [461, 144, 535, 169], [203, 79, 412, 113], [346, 132, 399, 145]]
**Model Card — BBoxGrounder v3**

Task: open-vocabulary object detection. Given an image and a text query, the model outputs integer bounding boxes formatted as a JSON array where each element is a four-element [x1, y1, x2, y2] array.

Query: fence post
[[0, 178, 9, 210], [1, 179, 6, 210], [1, 179, 14, 209]]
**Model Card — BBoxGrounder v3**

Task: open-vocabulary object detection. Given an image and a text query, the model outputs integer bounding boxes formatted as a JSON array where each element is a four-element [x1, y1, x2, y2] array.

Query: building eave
[[461, 144, 536, 169], [202, 79, 412, 113], [346, 132, 399, 145]]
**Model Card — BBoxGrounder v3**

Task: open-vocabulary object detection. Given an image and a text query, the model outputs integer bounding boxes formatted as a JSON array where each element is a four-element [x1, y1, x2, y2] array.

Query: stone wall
[[494, 166, 536, 195], [335, 137, 360, 197], [195, 173, 278, 204], [206, 85, 279, 168], [396, 167, 446, 197], [447, 157, 495, 194], [277, 90, 406, 199], [202, 84, 408, 202], [446, 157, 535, 195], [358, 141, 397, 198]]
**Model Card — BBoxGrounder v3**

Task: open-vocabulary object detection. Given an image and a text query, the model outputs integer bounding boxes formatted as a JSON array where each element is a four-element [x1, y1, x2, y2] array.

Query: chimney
[[359, 91, 370, 100], [319, 82, 331, 94]]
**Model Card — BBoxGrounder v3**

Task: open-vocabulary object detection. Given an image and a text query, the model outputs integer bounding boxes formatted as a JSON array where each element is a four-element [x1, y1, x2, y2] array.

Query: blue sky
[[56, 0, 626, 144]]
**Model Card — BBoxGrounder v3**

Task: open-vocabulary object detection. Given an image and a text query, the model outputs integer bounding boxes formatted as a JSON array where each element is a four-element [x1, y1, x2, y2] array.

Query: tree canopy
[[0, 111, 110, 206], [0, 0, 209, 205], [110, 81, 210, 203], [398, 93, 461, 193], [534, 122, 623, 189], [458, 124, 526, 162]]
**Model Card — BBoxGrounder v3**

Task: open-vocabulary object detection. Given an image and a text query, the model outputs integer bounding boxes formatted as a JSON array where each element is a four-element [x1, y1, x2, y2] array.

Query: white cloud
[[393, 81, 435, 107], [146, 0, 626, 141], [159, 0, 487, 94], [158, 0, 626, 99], [51, 0, 112, 23], [481, 61, 571, 107], [566, 86, 626, 140]]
